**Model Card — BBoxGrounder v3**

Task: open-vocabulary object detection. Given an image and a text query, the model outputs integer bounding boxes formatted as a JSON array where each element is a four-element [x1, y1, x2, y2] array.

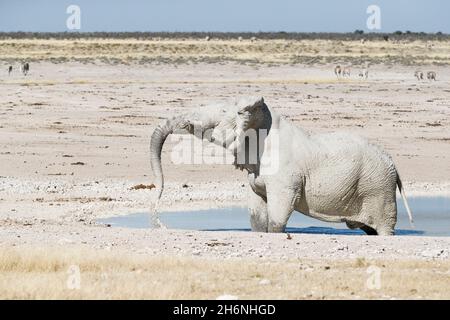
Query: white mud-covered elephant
[[150, 97, 413, 235]]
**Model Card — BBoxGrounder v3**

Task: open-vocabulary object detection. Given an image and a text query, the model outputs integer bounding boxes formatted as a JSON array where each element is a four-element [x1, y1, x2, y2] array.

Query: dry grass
[[1, 38, 449, 65], [0, 246, 449, 299]]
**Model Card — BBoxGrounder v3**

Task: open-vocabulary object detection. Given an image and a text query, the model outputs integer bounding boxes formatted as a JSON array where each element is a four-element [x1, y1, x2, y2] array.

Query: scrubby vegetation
[[0, 31, 448, 41]]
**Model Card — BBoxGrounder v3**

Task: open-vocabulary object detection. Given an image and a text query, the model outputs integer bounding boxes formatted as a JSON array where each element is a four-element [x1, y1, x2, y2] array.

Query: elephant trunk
[[150, 108, 231, 203], [150, 116, 189, 201]]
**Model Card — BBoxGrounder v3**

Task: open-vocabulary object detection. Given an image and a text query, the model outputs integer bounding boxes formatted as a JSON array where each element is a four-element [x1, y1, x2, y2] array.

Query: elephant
[[150, 96, 414, 235]]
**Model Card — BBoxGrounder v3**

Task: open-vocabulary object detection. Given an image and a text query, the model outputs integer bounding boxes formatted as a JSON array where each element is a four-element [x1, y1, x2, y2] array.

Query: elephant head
[[213, 96, 272, 172], [210, 96, 270, 151], [149, 96, 269, 202]]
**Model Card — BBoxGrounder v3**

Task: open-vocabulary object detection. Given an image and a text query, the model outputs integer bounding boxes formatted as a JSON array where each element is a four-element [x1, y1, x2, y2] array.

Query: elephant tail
[[397, 174, 414, 227]]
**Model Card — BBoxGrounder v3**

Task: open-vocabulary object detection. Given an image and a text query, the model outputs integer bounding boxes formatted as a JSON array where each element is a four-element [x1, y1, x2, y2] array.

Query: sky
[[0, 0, 448, 33]]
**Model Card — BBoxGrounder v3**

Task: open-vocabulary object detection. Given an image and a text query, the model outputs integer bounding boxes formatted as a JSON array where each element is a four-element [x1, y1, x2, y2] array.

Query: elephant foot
[[250, 222, 268, 233], [250, 212, 268, 232], [268, 221, 286, 233], [360, 225, 378, 235], [376, 227, 395, 236], [347, 220, 391, 236], [345, 221, 363, 230]]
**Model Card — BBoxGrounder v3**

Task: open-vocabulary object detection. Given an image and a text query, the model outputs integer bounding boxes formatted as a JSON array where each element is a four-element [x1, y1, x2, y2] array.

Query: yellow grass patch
[[1, 38, 449, 65], [0, 246, 449, 299]]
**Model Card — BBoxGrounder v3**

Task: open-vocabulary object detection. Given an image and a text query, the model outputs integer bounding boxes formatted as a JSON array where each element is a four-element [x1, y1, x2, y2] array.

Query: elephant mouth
[[210, 130, 237, 149]]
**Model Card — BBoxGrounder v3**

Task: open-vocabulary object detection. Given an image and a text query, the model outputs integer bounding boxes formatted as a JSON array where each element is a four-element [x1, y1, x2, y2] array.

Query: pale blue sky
[[0, 0, 448, 33]]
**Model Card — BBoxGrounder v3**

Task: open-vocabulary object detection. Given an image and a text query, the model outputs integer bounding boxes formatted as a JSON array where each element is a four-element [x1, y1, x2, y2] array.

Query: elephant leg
[[346, 220, 378, 235], [376, 196, 397, 236], [360, 225, 378, 235], [359, 195, 396, 236], [345, 220, 363, 229], [248, 190, 268, 232], [266, 187, 295, 233]]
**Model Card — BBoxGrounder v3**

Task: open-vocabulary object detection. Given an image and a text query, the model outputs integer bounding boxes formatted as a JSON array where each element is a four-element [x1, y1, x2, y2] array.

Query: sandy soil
[[1, 61, 449, 219], [1, 39, 450, 298]]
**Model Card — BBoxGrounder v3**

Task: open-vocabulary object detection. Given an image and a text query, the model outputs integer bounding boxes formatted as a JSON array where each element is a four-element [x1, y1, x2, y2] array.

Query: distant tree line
[[0, 31, 447, 40]]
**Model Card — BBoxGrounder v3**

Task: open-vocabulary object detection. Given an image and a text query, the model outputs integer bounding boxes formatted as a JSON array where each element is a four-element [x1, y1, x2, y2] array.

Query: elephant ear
[[236, 96, 265, 114]]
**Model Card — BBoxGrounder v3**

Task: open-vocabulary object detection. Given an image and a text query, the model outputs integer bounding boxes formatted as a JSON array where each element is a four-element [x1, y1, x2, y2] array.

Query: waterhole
[[98, 197, 450, 236]]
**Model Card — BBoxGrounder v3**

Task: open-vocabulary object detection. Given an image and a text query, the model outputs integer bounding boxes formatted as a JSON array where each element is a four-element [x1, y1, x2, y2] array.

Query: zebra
[[342, 66, 351, 77], [359, 69, 369, 79], [21, 62, 30, 76], [414, 71, 424, 81], [427, 71, 436, 81], [8, 65, 12, 76], [334, 65, 342, 77]]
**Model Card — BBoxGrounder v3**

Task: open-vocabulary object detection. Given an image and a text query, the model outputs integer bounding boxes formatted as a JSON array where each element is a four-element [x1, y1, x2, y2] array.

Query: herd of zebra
[[334, 65, 369, 79], [334, 65, 437, 81], [414, 70, 437, 81], [4, 62, 439, 82], [7, 62, 30, 76]]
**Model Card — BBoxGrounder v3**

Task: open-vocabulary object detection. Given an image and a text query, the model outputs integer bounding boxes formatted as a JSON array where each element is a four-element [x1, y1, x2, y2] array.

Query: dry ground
[[1, 61, 449, 221], [0, 38, 449, 299]]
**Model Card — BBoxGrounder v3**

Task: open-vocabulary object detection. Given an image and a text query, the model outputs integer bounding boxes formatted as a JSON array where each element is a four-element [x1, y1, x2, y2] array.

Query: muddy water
[[99, 197, 450, 236]]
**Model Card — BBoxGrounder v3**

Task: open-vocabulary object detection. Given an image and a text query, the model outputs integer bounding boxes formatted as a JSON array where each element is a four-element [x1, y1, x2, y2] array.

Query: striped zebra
[[334, 65, 342, 77], [427, 71, 436, 81], [342, 66, 351, 77], [359, 69, 369, 80], [414, 71, 424, 80], [21, 62, 30, 76]]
